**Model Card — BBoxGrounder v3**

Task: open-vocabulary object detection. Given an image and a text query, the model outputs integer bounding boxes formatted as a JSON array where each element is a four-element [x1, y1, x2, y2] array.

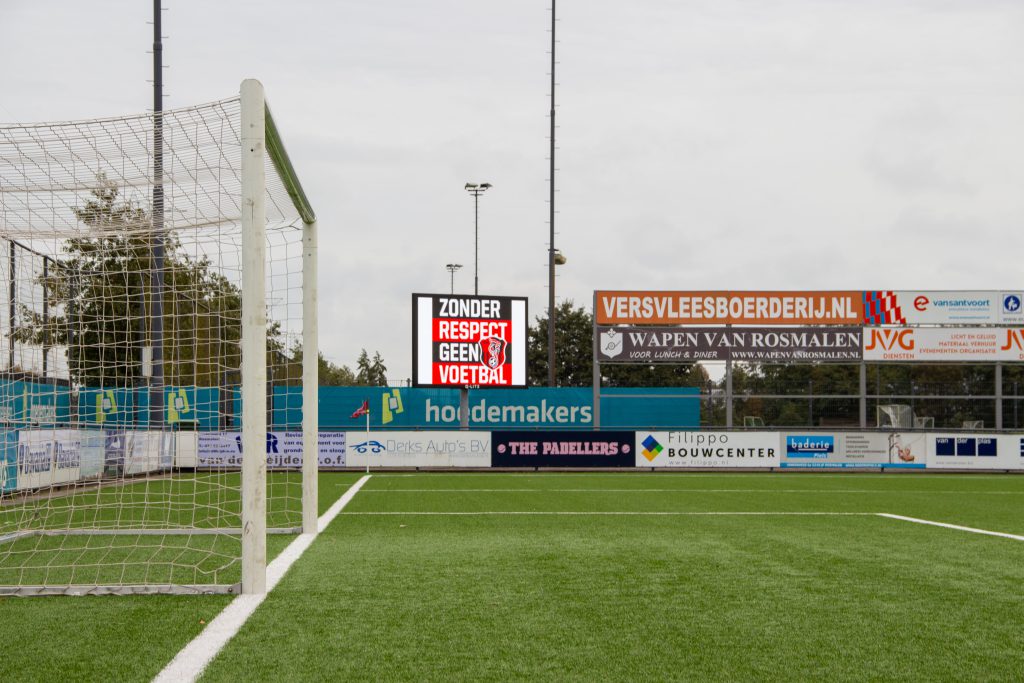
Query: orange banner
[[595, 291, 865, 325]]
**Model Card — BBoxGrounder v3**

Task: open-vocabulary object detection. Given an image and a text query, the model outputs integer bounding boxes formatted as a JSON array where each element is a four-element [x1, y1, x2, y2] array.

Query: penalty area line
[[876, 513, 1024, 542], [153, 474, 372, 683]]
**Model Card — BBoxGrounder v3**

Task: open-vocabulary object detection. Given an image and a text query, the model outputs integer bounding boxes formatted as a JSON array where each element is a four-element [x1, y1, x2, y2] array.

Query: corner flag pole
[[365, 407, 370, 474]]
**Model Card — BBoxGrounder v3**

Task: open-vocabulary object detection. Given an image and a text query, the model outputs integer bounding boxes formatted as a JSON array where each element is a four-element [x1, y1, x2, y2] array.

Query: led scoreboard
[[413, 293, 528, 388]]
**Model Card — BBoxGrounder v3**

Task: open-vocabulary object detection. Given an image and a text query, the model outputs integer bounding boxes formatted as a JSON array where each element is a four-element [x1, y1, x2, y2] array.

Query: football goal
[[0, 80, 318, 596]]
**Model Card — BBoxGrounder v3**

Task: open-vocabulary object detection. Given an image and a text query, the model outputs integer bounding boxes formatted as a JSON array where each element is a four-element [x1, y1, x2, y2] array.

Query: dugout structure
[[0, 80, 318, 595]]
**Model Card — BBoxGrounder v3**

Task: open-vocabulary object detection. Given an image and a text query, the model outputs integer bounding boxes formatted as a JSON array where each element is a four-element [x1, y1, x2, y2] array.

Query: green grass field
[[0, 472, 307, 588], [2, 472, 1024, 681]]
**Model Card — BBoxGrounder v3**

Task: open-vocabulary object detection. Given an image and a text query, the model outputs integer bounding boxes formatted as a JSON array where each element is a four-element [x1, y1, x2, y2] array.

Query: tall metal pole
[[42, 257, 48, 377], [474, 192, 479, 295], [464, 185, 489, 294], [547, 0, 557, 387], [8, 241, 14, 373], [150, 0, 166, 428], [995, 362, 1003, 431]]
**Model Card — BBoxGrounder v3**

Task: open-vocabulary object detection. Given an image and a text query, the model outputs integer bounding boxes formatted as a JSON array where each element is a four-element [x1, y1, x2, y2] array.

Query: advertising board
[[596, 291, 863, 325], [635, 431, 780, 468], [781, 432, 926, 468], [123, 432, 174, 476], [345, 431, 491, 468], [598, 326, 861, 363], [413, 293, 528, 388], [596, 290, 1024, 326], [863, 327, 1024, 362], [926, 434, 1023, 470], [197, 431, 347, 469], [16, 429, 83, 490], [0, 429, 16, 492], [291, 386, 700, 431], [79, 430, 106, 479], [491, 431, 634, 468], [863, 291, 1024, 325]]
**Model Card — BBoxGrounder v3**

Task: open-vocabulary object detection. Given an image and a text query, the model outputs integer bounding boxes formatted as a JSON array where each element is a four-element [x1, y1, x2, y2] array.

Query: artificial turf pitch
[[3, 472, 1024, 681]]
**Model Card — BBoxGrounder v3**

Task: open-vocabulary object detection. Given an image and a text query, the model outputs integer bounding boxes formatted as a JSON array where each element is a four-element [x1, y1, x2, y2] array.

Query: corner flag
[[350, 400, 370, 419]]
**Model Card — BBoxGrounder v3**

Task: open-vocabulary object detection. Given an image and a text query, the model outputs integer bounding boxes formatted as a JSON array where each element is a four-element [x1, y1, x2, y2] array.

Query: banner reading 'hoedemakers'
[[597, 326, 862, 363]]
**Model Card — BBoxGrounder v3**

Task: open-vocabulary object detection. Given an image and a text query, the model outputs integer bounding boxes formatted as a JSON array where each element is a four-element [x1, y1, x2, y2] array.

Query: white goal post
[[0, 79, 318, 596]]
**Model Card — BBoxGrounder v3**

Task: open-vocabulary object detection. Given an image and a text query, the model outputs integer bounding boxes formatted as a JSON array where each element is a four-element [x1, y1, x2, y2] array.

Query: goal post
[[0, 79, 318, 596], [240, 79, 268, 595]]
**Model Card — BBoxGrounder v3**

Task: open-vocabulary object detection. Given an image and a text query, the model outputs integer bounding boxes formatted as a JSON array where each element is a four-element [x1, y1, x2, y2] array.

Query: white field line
[[345, 510, 1024, 542], [342, 511, 875, 516], [372, 472, 1021, 480], [153, 474, 372, 683], [359, 488, 1024, 495], [877, 513, 1024, 542]]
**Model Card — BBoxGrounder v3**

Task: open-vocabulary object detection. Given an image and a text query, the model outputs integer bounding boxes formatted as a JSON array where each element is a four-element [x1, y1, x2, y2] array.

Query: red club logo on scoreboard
[[412, 293, 528, 388], [481, 336, 507, 369]]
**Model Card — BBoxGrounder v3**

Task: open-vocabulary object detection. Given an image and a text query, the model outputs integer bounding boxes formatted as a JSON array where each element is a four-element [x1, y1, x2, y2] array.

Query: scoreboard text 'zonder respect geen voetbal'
[[412, 293, 528, 388]]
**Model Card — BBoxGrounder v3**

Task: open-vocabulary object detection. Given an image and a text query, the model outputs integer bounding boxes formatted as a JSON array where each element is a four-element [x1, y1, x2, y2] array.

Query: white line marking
[[359, 488, 1024, 495], [153, 475, 372, 683], [876, 513, 1024, 542], [372, 472, 1019, 480], [342, 511, 874, 516]]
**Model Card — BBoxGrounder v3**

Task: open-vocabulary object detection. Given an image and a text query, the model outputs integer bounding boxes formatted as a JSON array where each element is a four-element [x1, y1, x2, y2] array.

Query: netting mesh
[[0, 96, 307, 594]]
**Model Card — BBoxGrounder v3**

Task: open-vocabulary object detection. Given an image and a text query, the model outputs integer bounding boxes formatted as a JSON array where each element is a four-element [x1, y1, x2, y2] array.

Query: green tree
[[319, 353, 357, 386], [278, 346, 357, 387], [12, 177, 269, 388], [527, 301, 594, 387], [527, 300, 706, 388], [355, 349, 388, 386]]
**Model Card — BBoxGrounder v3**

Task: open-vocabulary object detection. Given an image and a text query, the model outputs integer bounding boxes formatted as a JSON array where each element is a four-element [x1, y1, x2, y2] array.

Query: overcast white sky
[[3, 0, 1023, 382]]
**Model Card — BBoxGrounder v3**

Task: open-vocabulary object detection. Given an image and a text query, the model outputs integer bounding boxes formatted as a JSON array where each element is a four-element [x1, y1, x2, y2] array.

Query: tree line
[[13, 180, 1024, 424]]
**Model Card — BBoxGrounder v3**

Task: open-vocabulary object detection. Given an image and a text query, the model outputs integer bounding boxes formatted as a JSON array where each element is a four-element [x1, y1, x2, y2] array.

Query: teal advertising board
[[271, 386, 700, 431], [0, 379, 71, 426]]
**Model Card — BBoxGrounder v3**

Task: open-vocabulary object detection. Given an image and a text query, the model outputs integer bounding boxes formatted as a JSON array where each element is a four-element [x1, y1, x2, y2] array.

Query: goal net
[[0, 80, 318, 595]]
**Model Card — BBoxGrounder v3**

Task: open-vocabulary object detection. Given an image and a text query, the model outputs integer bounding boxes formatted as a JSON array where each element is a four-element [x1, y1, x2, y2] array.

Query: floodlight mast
[[464, 183, 491, 295], [150, 0, 166, 428], [446, 263, 463, 294], [547, 0, 557, 387]]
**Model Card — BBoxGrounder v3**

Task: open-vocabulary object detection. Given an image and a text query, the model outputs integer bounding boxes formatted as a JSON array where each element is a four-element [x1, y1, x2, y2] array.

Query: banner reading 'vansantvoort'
[[598, 326, 862, 363]]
